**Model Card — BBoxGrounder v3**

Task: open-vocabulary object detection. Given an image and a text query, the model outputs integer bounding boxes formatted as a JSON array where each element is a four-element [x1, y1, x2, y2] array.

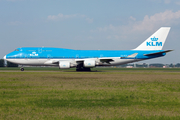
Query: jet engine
[[83, 60, 96, 67], [59, 61, 70, 69]]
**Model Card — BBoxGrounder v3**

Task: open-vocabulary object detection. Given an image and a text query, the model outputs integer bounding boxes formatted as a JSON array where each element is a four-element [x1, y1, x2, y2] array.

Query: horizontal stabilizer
[[144, 50, 173, 56]]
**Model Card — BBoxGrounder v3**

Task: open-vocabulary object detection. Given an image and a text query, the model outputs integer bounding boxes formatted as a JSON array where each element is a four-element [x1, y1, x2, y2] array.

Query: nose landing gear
[[20, 68, 24, 71], [20, 65, 24, 71]]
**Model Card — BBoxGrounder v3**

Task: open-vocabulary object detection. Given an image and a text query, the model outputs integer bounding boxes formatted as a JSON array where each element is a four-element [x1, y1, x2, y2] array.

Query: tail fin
[[134, 27, 171, 50]]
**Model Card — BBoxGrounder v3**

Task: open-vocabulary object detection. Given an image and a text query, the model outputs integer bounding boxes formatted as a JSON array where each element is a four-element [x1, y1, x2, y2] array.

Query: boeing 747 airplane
[[3, 27, 172, 71]]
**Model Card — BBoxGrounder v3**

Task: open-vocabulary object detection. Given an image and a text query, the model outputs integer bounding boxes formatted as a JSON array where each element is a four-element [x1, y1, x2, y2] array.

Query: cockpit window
[[15, 49, 19, 51]]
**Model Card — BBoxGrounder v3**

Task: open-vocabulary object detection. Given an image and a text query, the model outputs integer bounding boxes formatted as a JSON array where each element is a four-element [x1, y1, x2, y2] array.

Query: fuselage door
[[47, 54, 51, 59], [38, 48, 42, 53], [25, 54, 28, 59], [76, 54, 79, 59]]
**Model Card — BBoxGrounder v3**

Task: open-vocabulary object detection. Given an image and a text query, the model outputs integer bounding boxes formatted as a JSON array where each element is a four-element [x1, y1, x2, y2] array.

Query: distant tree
[[118, 64, 128, 67], [0, 59, 4, 67], [169, 63, 174, 68], [7, 61, 18, 67], [135, 63, 148, 68], [149, 63, 164, 67], [175, 63, 180, 67]]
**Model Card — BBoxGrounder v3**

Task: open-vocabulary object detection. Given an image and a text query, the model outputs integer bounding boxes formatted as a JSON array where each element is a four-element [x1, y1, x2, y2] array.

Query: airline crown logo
[[30, 52, 38, 56], [147, 37, 162, 46], [151, 37, 158, 41]]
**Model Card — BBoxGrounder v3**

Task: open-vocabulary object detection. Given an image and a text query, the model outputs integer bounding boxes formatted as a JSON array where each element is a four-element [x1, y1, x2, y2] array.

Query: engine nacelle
[[59, 61, 70, 69], [84, 60, 96, 67]]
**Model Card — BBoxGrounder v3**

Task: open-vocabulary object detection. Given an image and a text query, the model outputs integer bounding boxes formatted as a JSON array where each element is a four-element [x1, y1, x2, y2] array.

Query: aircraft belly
[[6, 57, 144, 67], [6, 59, 49, 66], [109, 59, 143, 66]]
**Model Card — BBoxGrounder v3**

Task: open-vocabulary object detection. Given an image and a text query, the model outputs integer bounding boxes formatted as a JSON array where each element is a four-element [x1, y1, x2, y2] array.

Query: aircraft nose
[[3, 55, 6, 60]]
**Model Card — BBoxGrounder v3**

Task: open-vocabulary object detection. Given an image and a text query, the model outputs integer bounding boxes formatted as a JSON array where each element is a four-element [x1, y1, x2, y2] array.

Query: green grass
[[1, 67, 180, 71], [0, 69, 180, 119]]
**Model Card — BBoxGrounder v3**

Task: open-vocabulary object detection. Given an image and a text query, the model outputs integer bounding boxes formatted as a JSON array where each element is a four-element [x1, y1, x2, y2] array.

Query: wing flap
[[121, 53, 138, 59]]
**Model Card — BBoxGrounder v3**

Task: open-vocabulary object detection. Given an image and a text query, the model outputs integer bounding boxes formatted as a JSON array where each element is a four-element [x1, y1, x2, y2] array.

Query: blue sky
[[0, 0, 180, 64]]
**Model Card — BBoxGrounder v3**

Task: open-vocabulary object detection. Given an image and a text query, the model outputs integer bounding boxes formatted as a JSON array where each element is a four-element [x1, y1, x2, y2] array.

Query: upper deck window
[[42, 50, 52, 52], [26, 50, 37, 52], [15, 49, 19, 51]]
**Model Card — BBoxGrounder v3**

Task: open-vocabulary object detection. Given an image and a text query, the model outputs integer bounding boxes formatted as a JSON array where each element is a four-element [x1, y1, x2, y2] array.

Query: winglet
[[134, 27, 171, 50]]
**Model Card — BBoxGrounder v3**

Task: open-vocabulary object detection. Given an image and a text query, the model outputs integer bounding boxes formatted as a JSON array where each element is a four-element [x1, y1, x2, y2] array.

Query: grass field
[[0, 67, 180, 119]]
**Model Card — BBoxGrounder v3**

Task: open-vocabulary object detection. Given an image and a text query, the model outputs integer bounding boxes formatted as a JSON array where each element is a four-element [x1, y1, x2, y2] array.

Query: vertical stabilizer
[[134, 27, 170, 50]]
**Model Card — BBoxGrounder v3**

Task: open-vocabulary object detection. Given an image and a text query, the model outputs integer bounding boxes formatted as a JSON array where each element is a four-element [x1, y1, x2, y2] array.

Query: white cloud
[[132, 10, 180, 31], [86, 18, 93, 23], [150, 0, 180, 5], [47, 13, 77, 21], [47, 13, 93, 23], [164, 0, 180, 5], [6, 0, 24, 1], [129, 16, 136, 21], [164, 0, 171, 4], [91, 24, 121, 32], [175, 1, 180, 5], [93, 10, 180, 33], [150, 0, 171, 4], [90, 10, 180, 41]]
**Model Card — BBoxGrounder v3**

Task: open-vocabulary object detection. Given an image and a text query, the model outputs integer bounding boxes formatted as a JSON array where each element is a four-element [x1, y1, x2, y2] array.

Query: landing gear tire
[[76, 67, 91, 72], [21, 68, 24, 71], [84, 68, 91, 71]]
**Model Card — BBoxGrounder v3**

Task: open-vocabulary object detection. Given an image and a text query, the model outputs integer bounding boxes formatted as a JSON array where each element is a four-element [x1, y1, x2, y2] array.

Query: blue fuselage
[[6, 47, 165, 60]]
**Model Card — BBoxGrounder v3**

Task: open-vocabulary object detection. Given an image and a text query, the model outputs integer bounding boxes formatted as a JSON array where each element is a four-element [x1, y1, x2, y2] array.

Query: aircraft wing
[[75, 58, 114, 64], [99, 58, 114, 64], [44, 60, 59, 64], [144, 50, 173, 56]]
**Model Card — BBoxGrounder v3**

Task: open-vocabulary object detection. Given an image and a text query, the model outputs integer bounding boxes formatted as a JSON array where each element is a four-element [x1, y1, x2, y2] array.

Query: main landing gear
[[76, 66, 91, 71]]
